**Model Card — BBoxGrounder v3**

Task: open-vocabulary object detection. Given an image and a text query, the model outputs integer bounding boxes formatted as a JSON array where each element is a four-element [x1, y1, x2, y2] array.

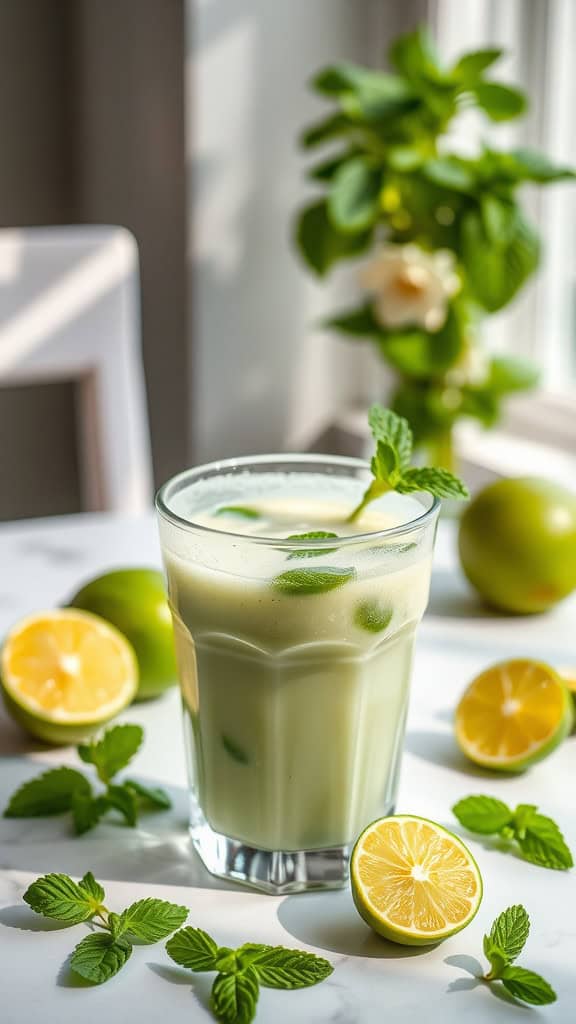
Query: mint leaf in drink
[[4, 767, 91, 817], [348, 405, 468, 521], [78, 872, 106, 904], [123, 779, 172, 810], [452, 795, 513, 834], [515, 812, 573, 870], [500, 966, 557, 1005], [105, 784, 138, 826], [72, 792, 110, 835], [211, 967, 259, 1024], [70, 932, 132, 985], [23, 873, 98, 924], [487, 905, 529, 964], [272, 566, 356, 595], [118, 898, 188, 943], [214, 505, 261, 519], [242, 945, 334, 989], [286, 531, 339, 559], [222, 734, 250, 765], [78, 724, 143, 784], [166, 927, 219, 971], [354, 599, 393, 633]]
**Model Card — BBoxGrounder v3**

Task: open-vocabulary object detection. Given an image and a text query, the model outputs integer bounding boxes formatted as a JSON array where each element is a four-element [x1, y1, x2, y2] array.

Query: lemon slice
[[1, 609, 138, 744], [455, 658, 573, 772], [351, 814, 482, 946]]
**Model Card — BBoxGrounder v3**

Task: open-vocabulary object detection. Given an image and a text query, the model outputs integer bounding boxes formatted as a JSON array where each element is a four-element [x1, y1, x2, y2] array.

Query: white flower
[[361, 244, 460, 332]]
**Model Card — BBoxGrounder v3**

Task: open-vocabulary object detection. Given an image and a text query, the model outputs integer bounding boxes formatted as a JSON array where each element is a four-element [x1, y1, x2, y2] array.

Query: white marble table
[[0, 512, 575, 1023]]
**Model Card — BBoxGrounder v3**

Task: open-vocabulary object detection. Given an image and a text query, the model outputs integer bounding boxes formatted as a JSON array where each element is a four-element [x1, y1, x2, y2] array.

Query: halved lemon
[[455, 658, 573, 772], [351, 815, 482, 946], [1, 609, 138, 744]]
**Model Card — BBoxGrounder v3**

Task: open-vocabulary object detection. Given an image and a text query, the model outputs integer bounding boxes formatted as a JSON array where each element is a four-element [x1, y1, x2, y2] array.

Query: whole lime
[[458, 477, 576, 613], [69, 569, 177, 700]]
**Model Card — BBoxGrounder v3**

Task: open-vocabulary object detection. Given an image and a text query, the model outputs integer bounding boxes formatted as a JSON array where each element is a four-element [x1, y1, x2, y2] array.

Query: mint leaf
[[354, 599, 393, 633], [396, 466, 469, 499], [211, 967, 259, 1024], [78, 872, 105, 904], [483, 939, 509, 979], [516, 812, 573, 870], [72, 792, 110, 835], [107, 912, 126, 939], [272, 566, 355, 595], [372, 441, 401, 483], [511, 803, 538, 836], [118, 898, 188, 943], [106, 784, 138, 826], [78, 724, 143, 784], [214, 506, 261, 519], [368, 405, 413, 470], [286, 531, 339, 559], [4, 767, 91, 817], [244, 945, 334, 989], [452, 795, 513, 834], [500, 966, 557, 1005], [70, 932, 132, 984], [123, 779, 172, 810], [222, 734, 250, 765], [166, 927, 219, 972], [23, 873, 96, 924], [488, 905, 530, 964]]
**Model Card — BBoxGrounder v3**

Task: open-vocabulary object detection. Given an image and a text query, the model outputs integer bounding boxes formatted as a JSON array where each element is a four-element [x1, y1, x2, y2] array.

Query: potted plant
[[294, 26, 575, 470]]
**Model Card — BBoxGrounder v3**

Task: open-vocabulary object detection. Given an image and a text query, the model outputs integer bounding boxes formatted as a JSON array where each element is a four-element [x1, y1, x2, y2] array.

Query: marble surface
[[0, 511, 575, 1023]]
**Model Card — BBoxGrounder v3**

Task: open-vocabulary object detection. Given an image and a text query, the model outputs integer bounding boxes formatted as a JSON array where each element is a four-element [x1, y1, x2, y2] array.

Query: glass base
[[190, 800, 363, 894]]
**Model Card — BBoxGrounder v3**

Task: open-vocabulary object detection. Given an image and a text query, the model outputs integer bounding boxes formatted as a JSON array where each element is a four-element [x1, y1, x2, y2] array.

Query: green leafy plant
[[480, 905, 556, 1004], [166, 927, 333, 1024], [23, 872, 188, 984], [4, 723, 171, 834], [295, 25, 575, 468], [453, 794, 573, 870]]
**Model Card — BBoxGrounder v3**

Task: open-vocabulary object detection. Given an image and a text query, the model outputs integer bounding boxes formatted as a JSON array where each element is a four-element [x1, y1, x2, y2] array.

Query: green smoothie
[[161, 485, 433, 853]]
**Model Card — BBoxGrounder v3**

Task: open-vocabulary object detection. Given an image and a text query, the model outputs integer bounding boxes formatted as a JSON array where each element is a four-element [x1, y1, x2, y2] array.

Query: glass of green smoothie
[[156, 455, 439, 894]]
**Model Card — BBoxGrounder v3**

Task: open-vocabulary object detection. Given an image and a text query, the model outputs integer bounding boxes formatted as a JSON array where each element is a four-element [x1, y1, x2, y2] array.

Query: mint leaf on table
[[452, 795, 513, 834], [286, 531, 339, 559], [500, 966, 557, 1005], [347, 404, 468, 521], [105, 784, 138, 827], [477, 905, 557, 1005], [272, 566, 356, 595], [123, 779, 172, 810], [78, 724, 143, 784], [211, 967, 260, 1024], [354, 599, 393, 633], [4, 767, 91, 817], [214, 506, 261, 519], [240, 945, 334, 989], [452, 795, 573, 869], [79, 871, 105, 903], [166, 927, 219, 971], [70, 933, 132, 984], [72, 792, 110, 835], [118, 898, 188, 943], [23, 873, 100, 924]]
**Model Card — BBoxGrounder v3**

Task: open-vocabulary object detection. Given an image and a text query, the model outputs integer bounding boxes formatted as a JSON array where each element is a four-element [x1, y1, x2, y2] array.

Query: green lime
[[351, 814, 482, 946], [69, 569, 177, 700], [458, 477, 576, 613]]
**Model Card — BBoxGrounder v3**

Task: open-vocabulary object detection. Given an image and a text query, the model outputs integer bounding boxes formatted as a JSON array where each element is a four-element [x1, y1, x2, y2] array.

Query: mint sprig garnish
[[272, 566, 355, 595], [4, 723, 171, 835], [22, 872, 188, 985], [480, 906, 556, 1005], [348, 405, 469, 521], [453, 795, 573, 870], [166, 927, 333, 1023]]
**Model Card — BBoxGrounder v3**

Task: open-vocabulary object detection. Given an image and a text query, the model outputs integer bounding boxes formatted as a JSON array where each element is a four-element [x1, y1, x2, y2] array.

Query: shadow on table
[[427, 569, 504, 620], [0, 756, 238, 893], [277, 890, 432, 959], [444, 954, 526, 1008], [402, 729, 519, 784], [147, 964, 213, 1014]]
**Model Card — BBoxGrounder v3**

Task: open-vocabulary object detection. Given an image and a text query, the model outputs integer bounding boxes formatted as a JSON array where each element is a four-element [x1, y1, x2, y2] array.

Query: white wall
[[186, 0, 385, 462]]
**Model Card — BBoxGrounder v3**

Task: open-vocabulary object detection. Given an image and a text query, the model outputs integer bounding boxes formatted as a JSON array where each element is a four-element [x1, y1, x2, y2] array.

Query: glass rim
[[155, 453, 441, 548]]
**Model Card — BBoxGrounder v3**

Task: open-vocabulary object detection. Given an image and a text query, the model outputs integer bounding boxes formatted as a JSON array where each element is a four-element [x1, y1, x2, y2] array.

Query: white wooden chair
[[0, 226, 153, 514]]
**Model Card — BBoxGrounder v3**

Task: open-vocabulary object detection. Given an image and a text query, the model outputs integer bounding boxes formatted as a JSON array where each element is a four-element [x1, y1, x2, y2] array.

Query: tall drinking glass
[[156, 455, 439, 893]]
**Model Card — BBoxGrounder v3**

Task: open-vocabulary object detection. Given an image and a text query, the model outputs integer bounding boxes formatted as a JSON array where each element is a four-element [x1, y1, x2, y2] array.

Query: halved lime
[[1, 609, 138, 744], [351, 814, 482, 946]]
